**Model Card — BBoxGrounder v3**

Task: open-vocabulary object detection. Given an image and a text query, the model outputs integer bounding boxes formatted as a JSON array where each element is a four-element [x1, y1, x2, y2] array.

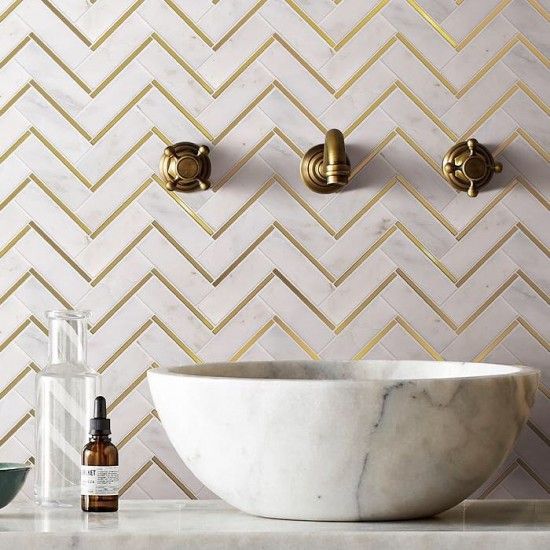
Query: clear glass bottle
[[34, 310, 100, 507]]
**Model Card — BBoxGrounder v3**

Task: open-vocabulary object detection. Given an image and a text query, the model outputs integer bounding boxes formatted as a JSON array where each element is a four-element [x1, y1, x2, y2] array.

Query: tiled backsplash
[[0, 0, 548, 499]]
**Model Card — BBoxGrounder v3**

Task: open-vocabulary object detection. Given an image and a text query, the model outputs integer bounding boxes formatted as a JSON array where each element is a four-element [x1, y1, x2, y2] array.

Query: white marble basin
[[148, 361, 539, 521]]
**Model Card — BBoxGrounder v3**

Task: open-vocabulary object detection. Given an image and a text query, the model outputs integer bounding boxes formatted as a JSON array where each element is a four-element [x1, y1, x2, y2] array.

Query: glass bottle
[[34, 310, 100, 507]]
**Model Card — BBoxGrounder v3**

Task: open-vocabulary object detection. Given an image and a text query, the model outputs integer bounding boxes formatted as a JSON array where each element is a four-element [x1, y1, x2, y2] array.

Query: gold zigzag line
[[5, 30, 546, 133], [3, 170, 547, 301], [5, 0, 522, 64], [5, 40, 547, 173]]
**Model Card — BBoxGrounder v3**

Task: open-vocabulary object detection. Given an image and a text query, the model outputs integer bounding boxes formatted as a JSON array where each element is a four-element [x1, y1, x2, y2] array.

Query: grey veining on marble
[[0, 500, 548, 550], [148, 360, 539, 521]]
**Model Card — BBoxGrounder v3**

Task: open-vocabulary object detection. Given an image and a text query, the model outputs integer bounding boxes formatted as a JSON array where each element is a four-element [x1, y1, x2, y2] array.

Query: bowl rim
[[0, 463, 31, 472], [148, 360, 540, 384]]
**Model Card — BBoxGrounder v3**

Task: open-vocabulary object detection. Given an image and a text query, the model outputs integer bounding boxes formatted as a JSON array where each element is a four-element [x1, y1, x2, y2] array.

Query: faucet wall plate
[[300, 129, 350, 194], [159, 142, 211, 192], [442, 138, 502, 197]]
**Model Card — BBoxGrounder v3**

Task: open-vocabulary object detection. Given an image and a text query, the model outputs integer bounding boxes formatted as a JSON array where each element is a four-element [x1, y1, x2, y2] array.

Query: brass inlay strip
[[0, 365, 32, 400], [334, 226, 397, 287], [213, 225, 274, 287], [152, 315, 202, 364], [119, 460, 152, 495], [353, 319, 397, 359], [151, 457, 198, 499], [40, 0, 91, 46], [163, 0, 214, 47], [28, 222, 92, 281], [213, 0, 269, 52], [91, 0, 147, 51], [517, 318, 550, 351], [230, 319, 274, 361], [273, 269, 335, 330], [396, 316, 444, 360], [474, 320, 519, 362], [90, 178, 153, 238], [91, 225, 153, 287], [517, 458, 550, 493], [405, 0, 457, 47], [213, 272, 275, 334], [335, 273, 397, 334], [0, 225, 31, 258], [97, 320, 153, 374], [0, 413, 32, 447], [90, 273, 154, 334], [117, 414, 154, 449], [29, 267, 72, 309], [151, 221, 214, 283], [153, 268, 215, 330], [0, 272, 30, 306], [395, 268, 457, 329]]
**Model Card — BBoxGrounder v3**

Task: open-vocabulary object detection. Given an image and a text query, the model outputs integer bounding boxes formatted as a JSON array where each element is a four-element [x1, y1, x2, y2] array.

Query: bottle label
[[81, 465, 119, 496]]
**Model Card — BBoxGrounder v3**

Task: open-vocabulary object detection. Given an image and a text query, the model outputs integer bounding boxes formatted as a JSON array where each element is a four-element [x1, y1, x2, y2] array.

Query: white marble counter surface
[[0, 500, 548, 550]]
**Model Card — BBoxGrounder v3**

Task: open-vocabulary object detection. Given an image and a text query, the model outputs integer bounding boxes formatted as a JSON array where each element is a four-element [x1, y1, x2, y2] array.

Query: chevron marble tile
[[0, 0, 548, 501]]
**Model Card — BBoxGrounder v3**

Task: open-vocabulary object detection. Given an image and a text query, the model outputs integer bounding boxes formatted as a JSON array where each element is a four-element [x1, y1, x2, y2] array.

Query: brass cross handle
[[442, 138, 502, 197], [159, 142, 212, 192]]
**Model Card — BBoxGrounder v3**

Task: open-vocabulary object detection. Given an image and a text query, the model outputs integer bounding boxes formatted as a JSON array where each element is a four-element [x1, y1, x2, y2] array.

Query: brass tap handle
[[442, 138, 502, 198], [159, 142, 212, 192]]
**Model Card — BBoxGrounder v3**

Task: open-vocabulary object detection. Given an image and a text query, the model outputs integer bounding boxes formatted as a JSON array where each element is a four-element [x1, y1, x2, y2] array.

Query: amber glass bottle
[[81, 396, 119, 512]]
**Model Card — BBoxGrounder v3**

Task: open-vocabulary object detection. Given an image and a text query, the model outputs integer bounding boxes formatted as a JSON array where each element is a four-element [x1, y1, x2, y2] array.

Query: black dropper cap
[[89, 396, 111, 436]]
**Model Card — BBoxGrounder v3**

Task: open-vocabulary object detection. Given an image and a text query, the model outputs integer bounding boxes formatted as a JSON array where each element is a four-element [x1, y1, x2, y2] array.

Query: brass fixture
[[300, 129, 350, 193], [159, 142, 211, 192], [442, 138, 502, 198]]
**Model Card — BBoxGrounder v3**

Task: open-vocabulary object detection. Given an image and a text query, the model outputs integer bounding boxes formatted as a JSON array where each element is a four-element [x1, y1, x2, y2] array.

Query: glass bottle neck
[[89, 434, 112, 444], [48, 314, 88, 366]]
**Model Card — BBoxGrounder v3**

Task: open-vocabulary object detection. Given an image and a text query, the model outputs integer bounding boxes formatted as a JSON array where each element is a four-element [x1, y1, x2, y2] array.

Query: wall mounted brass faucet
[[300, 129, 350, 193], [442, 138, 502, 197], [159, 142, 211, 192]]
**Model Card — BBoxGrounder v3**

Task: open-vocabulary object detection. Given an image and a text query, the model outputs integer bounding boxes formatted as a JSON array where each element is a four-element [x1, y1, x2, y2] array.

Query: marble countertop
[[0, 499, 548, 549]]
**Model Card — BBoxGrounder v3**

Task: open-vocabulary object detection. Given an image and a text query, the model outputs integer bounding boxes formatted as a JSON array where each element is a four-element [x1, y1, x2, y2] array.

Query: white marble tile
[[138, 41, 212, 117], [320, 18, 396, 88], [16, 88, 91, 164], [259, 183, 334, 257], [503, 0, 550, 57], [382, 231, 457, 305], [77, 62, 152, 135], [502, 90, 550, 151], [320, 203, 396, 277], [16, 182, 90, 257], [75, 203, 151, 276], [198, 203, 273, 277], [17, 0, 89, 68], [442, 15, 517, 89], [16, 136, 91, 211], [137, 276, 212, 350], [319, 250, 395, 323], [138, 0, 212, 68], [503, 231, 550, 294], [76, 13, 152, 89], [382, 0, 456, 68], [198, 251, 272, 323], [259, 276, 334, 350], [260, 0, 333, 68], [16, 41, 90, 117]]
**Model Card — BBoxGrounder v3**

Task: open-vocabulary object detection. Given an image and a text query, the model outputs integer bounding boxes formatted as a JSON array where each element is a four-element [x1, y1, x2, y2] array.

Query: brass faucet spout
[[323, 129, 349, 186], [300, 128, 350, 193]]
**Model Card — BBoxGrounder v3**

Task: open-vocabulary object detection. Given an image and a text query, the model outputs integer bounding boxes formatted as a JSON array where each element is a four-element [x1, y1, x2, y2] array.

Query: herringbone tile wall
[[0, 0, 548, 501]]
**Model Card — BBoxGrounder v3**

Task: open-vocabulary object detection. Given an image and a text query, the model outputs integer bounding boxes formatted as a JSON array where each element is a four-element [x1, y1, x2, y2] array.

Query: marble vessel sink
[[148, 361, 538, 521]]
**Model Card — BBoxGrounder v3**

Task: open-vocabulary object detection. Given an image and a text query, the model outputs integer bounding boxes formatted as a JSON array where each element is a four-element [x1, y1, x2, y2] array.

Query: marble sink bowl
[[148, 361, 538, 521]]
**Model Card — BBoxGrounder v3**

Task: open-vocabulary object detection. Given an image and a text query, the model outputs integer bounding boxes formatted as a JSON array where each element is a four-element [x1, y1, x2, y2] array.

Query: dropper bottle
[[81, 396, 119, 512]]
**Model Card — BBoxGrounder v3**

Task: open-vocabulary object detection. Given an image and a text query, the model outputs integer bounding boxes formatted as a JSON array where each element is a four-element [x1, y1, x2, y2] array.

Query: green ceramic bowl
[[0, 463, 30, 509]]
